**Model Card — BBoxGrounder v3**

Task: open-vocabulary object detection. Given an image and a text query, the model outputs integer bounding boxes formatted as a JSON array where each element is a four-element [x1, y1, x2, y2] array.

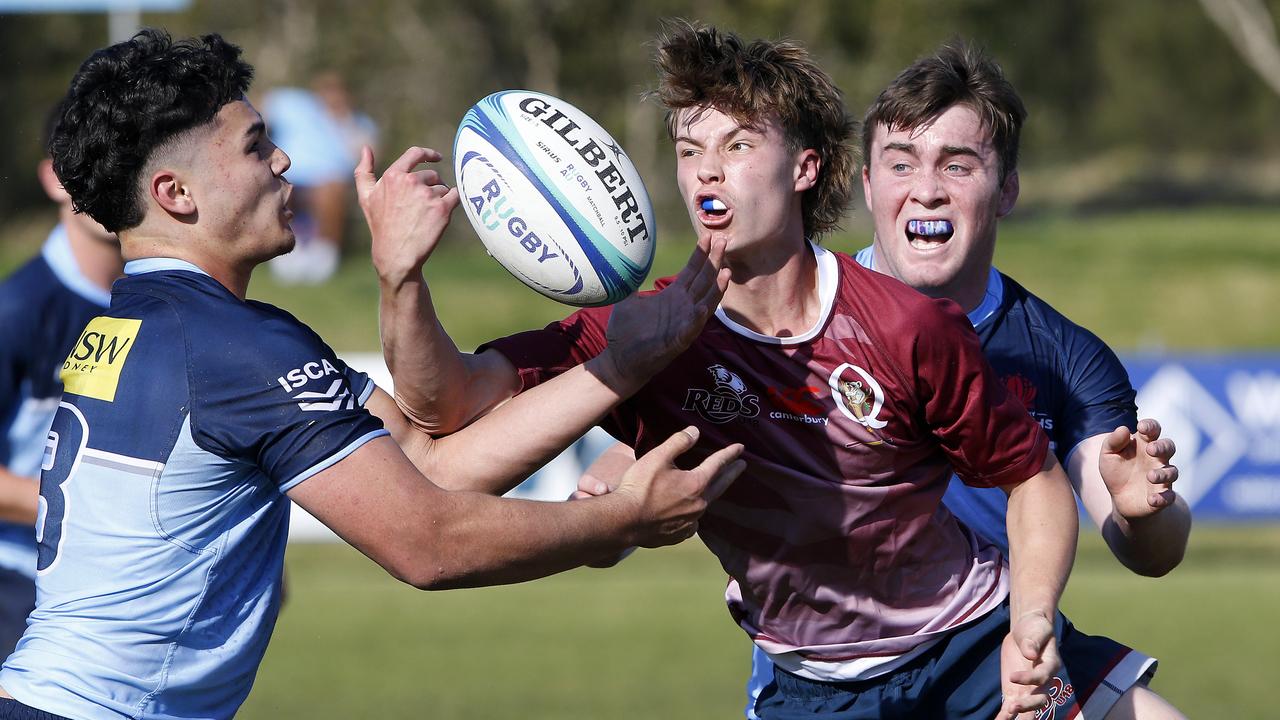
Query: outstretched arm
[[355, 145, 515, 435], [1069, 418, 1190, 577], [998, 452, 1078, 719], [359, 145, 729, 495], [288, 428, 745, 590]]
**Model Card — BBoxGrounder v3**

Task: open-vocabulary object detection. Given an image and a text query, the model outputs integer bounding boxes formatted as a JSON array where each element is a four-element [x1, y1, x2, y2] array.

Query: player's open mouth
[[906, 219, 954, 250], [696, 194, 731, 226]]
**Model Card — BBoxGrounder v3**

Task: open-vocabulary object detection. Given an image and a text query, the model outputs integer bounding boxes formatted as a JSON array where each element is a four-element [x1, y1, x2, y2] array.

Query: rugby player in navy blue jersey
[[738, 42, 1189, 720], [0, 29, 745, 720], [0, 111, 122, 663]]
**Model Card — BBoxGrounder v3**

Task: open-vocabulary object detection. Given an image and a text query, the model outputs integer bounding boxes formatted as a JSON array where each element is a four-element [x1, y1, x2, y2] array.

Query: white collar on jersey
[[713, 239, 839, 345], [42, 223, 112, 308], [123, 257, 212, 277], [853, 245, 1004, 330]]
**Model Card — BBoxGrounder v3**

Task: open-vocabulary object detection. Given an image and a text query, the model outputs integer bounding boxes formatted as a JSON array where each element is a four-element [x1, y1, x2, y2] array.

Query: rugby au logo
[[682, 364, 761, 424]]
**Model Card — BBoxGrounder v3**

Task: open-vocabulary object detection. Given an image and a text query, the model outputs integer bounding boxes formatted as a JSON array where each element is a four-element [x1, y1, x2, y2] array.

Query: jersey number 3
[[37, 402, 89, 574]]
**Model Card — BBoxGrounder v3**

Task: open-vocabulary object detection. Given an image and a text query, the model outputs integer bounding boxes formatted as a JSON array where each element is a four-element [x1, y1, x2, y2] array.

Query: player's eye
[[891, 162, 911, 173]]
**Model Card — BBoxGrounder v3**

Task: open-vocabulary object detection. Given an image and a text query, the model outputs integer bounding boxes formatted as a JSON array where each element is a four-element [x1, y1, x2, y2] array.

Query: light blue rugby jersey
[[0, 226, 111, 580], [0, 259, 387, 720]]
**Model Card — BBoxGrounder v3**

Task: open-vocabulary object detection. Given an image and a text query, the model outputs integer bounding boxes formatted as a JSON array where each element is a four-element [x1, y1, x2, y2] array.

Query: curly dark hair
[[49, 29, 254, 233], [863, 41, 1026, 181], [651, 19, 857, 240]]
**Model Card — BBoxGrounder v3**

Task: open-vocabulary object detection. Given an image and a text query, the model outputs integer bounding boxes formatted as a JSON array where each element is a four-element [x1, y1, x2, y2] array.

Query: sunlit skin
[[673, 106, 821, 336], [186, 99, 296, 266], [127, 98, 294, 298], [862, 103, 1019, 313]]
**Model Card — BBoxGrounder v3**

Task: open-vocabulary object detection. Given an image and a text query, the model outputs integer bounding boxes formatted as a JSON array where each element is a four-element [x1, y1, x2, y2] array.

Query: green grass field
[[242, 525, 1280, 719]]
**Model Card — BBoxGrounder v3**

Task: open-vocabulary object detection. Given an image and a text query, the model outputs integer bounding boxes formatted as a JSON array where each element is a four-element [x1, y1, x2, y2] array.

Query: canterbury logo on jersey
[[61, 317, 141, 402], [276, 359, 355, 412]]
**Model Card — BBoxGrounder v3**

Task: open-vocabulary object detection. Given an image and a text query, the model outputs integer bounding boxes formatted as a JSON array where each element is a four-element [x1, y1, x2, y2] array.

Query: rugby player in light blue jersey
[[0, 111, 122, 662], [740, 42, 1190, 720], [0, 30, 743, 720]]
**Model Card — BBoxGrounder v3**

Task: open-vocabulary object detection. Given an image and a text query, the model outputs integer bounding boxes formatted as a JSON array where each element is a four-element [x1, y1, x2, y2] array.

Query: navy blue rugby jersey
[[853, 247, 1137, 551], [0, 225, 111, 579], [1, 258, 386, 720]]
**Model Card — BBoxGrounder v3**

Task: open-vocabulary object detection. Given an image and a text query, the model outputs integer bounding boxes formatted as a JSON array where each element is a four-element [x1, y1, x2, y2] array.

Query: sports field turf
[[241, 525, 1279, 719]]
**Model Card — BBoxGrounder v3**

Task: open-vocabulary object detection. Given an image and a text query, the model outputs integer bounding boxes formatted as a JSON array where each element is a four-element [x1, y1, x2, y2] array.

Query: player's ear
[[861, 165, 873, 214], [794, 148, 820, 192], [152, 169, 197, 218], [37, 158, 70, 204], [996, 169, 1019, 218]]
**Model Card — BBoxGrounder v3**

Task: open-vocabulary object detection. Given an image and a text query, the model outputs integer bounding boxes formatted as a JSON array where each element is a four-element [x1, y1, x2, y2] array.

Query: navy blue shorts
[[754, 600, 1156, 720], [0, 698, 71, 720], [0, 568, 34, 661]]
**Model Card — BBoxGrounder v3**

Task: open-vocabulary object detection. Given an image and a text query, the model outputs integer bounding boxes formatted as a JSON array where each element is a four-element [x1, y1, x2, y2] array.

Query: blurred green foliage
[[3, 0, 1280, 224]]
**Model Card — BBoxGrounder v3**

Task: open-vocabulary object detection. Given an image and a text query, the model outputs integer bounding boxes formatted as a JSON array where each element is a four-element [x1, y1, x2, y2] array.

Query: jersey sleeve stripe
[[277, 428, 389, 493]]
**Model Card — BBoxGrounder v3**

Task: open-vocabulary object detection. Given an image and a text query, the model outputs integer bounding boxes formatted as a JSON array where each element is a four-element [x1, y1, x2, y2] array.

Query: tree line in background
[[2, 0, 1279, 226]]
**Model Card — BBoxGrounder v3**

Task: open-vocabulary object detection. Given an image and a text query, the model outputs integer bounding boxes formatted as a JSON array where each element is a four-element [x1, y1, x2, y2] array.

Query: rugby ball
[[453, 90, 655, 307]]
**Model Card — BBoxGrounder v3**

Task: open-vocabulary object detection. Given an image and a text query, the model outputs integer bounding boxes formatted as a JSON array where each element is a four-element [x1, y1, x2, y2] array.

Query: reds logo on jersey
[[1033, 676, 1076, 720], [682, 364, 761, 424]]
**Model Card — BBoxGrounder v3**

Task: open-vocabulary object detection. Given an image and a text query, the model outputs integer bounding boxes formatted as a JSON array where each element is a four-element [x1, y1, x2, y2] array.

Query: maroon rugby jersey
[[483, 243, 1049, 680]]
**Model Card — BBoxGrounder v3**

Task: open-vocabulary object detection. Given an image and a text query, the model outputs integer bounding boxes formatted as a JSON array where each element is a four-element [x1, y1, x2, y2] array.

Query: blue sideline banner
[[1128, 354, 1280, 520]]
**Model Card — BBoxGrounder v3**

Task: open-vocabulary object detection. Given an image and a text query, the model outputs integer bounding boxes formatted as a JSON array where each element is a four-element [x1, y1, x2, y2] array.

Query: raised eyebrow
[[881, 141, 915, 155]]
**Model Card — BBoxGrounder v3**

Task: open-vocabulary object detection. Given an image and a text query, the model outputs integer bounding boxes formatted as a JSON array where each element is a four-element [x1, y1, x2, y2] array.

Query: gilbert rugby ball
[[453, 90, 655, 306]]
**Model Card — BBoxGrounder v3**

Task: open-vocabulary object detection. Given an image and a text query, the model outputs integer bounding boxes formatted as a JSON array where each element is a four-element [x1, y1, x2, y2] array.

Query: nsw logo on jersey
[[682, 364, 760, 424], [276, 359, 355, 412], [61, 316, 141, 402]]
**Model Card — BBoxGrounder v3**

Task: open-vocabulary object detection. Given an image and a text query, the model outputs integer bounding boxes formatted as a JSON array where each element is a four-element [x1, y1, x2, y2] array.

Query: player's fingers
[[643, 426, 700, 468], [701, 457, 747, 503], [386, 146, 437, 176], [1148, 488, 1177, 509], [1148, 465, 1178, 486], [578, 477, 611, 496], [1146, 437, 1175, 462], [1102, 425, 1131, 455], [441, 186, 461, 210], [672, 239, 712, 291], [1137, 417, 1162, 440], [353, 145, 377, 202], [412, 168, 442, 186], [1002, 692, 1050, 718]]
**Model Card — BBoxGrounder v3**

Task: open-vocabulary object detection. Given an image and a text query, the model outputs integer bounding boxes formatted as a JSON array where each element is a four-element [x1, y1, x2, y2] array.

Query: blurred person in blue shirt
[[0, 108, 121, 660]]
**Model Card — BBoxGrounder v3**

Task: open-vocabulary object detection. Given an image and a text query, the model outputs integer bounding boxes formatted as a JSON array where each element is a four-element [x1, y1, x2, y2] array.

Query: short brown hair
[[863, 41, 1026, 180], [652, 19, 856, 240]]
